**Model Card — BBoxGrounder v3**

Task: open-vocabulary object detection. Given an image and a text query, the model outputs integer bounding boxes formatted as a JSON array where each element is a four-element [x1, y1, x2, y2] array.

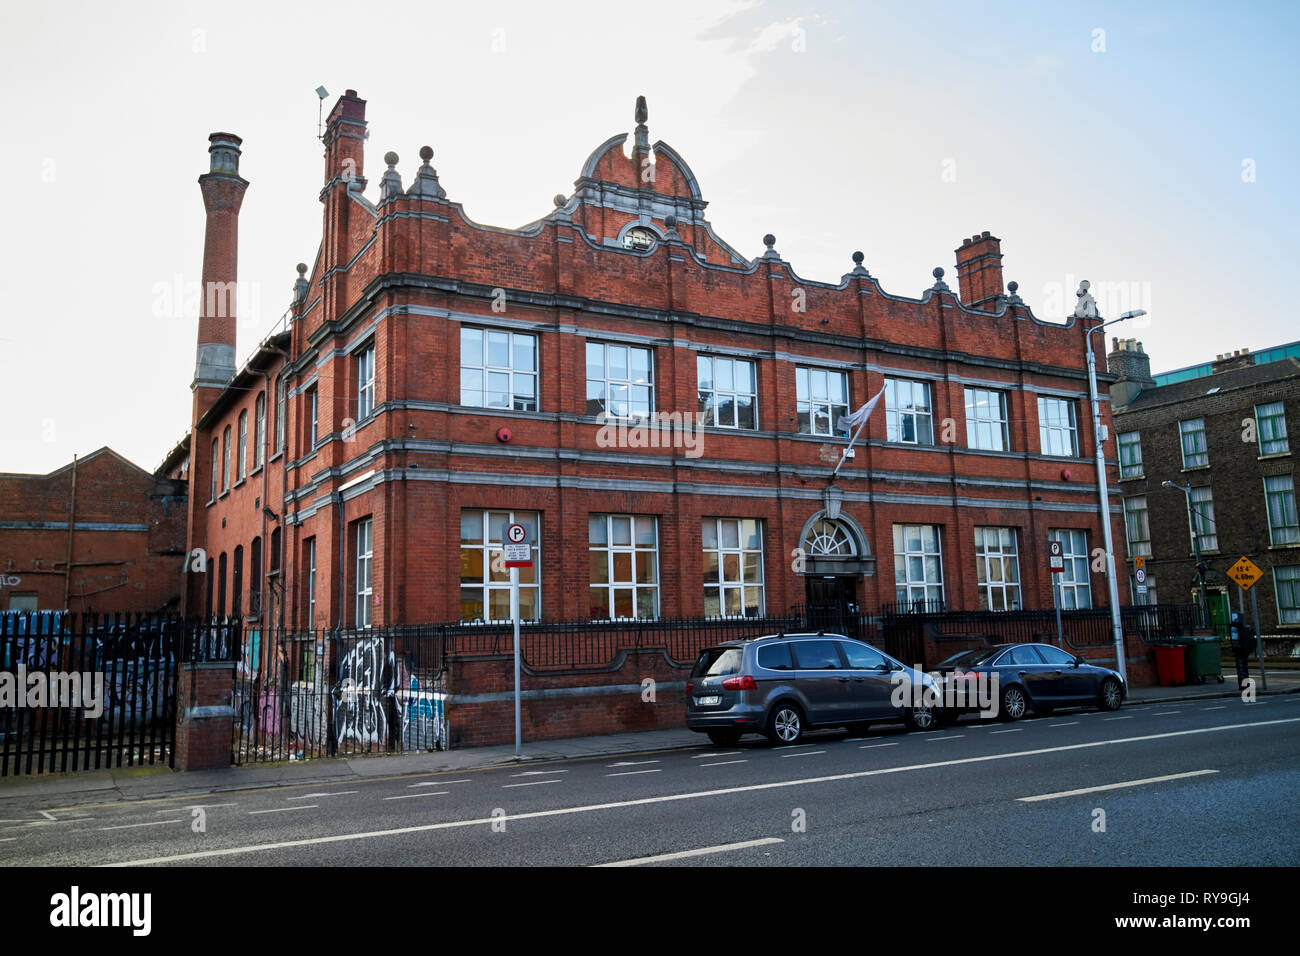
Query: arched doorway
[[797, 511, 875, 635]]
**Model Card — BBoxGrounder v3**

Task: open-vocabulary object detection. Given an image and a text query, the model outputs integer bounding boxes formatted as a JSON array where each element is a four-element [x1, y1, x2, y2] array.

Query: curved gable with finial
[[566, 96, 747, 267]]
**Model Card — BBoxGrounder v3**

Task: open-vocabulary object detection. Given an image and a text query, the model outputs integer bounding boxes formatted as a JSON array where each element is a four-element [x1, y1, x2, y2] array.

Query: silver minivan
[[685, 632, 944, 746]]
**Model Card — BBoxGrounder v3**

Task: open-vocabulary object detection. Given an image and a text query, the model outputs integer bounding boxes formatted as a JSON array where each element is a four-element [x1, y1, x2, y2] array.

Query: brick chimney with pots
[[954, 231, 1004, 310], [1212, 348, 1253, 374], [1106, 337, 1155, 407]]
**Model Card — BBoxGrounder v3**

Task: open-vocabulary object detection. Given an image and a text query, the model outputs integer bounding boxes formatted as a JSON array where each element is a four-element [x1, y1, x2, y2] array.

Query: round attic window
[[622, 226, 657, 251]]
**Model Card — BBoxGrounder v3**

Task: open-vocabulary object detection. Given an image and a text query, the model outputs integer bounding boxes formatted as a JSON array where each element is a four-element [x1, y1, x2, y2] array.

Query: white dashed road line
[[595, 837, 785, 867], [607, 760, 660, 767], [780, 750, 826, 758], [1017, 770, 1218, 802], [1047, 722, 1079, 728], [510, 770, 568, 778], [694, 751, 741, 759], [249, 805, 318, 815], [1103, 716, 1133, 721], [606, 769, 662, 777], [287, 791, 357, 801], [98, 820, 182, 832], [383, 792, 449, 800], [860, 742, 900, 749], [699, 760, 747, 767], [502, 780, 561, 789], [926, 735, 965, 741], [990, 728, 1022, 734]]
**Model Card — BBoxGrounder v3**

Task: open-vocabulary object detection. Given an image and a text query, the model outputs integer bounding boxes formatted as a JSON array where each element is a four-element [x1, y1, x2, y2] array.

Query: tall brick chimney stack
[[193, 132, 248, 410], [323, 89, 367, 189], [1106, 337, 1155, 407], [954, 231, 1004, 310]]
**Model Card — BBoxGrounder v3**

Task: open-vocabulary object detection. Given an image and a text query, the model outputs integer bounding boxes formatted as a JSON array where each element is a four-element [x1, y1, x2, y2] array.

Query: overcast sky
[[2, 0, 1297, 475]]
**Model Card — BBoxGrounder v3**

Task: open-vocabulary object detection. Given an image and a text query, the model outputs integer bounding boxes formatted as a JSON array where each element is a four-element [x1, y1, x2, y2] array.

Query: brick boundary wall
[[174, 661, 236, 770]]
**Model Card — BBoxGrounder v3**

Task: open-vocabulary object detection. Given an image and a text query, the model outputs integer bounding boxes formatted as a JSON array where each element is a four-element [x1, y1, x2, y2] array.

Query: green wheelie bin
[[1174, 634, 1224, 684]]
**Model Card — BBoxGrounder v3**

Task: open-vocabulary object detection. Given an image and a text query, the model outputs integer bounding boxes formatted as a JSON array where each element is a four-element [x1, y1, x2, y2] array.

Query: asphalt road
[[2, 695, 1298, 867]]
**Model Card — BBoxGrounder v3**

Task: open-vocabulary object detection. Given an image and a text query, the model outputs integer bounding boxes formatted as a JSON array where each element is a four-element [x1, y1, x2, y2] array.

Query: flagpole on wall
[[831, 385, 885, 481]]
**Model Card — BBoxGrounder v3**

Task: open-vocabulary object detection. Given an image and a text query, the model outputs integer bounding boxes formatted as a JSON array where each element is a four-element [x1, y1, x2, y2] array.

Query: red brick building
[[182, 91, 1126, 652], [0, 448, 187, 613]]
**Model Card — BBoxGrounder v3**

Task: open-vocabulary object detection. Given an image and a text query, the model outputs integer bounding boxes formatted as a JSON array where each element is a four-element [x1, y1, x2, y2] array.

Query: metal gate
[[1, 612, 181, 776]]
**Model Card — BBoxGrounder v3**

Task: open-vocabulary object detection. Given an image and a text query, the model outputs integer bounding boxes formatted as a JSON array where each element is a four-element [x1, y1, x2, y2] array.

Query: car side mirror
[[1074, 656, 1085, 667], [875, 663, 890, 672]]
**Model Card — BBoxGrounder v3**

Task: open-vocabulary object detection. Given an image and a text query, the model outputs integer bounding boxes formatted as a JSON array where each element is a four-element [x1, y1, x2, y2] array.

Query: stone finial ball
[[665, 215, 677, 229], [1008, 280, 1019, 294], [553, 194, 566, 207], [763, 233, 776, 247], [419, 145, 434, 162], [296, 262, 308, 276], [384, 151, 399, 166], [933, 267, 945, 279], [852, 251, 864, 264]]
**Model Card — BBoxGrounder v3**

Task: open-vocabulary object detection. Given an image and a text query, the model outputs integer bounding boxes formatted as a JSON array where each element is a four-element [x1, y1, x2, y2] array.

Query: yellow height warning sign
[[1228, 556, 1264, 591]]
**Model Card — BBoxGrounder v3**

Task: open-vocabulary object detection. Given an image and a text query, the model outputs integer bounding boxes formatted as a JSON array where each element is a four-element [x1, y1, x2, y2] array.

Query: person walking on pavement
[[1230, 612, 1257, 688]]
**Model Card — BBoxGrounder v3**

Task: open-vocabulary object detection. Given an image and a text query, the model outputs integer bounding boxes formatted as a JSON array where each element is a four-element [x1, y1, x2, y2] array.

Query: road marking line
[[248, 805, 317, 814], [694, 751, 741, 758], [859, 742, 899, 749], [98, 820, 182, 831], [38, 810, 56, 821], [286, 791, 357, 800], [1103, 716, 1133, 721], [1153, 711, 1181, 716], [383, 792, 449, 800], [109, 717, 1300, 866], [842, 738, 870, 743], [607, 760, 660, 767], [510, 770, 568, 778], [502, 780, 561, 788], [1047, 722, 1080, 728], [410, 780, 469, 788], [156, 803, 237, 814], [926, 735, 965, 741], [606, 769, 663, 777], [780, 750, 826, 758], [595, 837, 785, 867], [700, 760, 747, 767], [1201, 706, 1226, 711], [1017, 770, 1218, 802], [990, 729, 1022, 734]]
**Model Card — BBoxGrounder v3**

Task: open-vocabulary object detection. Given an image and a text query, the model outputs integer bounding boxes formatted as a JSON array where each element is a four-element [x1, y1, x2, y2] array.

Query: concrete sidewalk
[[1, 670, 1294, 809]]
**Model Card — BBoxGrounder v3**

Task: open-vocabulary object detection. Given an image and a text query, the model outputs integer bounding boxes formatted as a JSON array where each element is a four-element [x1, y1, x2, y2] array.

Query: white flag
[[836, 385, 886, 434]]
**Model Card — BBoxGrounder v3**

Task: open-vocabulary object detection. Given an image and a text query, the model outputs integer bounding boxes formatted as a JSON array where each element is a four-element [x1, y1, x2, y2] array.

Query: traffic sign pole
[[502, 522, 532, 760], [1251, 586, 1267, 691], [512, 563, 521, 758]]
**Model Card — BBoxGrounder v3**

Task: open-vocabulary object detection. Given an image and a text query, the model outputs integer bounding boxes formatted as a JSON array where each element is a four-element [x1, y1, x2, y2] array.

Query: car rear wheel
[[905, 705, 940, 731], [706, 729, 742, 747], [1001, 685, 1028, 721], [766, 703, 804, 745], [1099, 678, 1124, 712]]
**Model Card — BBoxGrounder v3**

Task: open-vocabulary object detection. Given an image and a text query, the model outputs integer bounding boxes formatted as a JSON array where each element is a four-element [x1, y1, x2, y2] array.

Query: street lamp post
[[1086, 310, 1146, 686], [1163, 480, 1211, 627]]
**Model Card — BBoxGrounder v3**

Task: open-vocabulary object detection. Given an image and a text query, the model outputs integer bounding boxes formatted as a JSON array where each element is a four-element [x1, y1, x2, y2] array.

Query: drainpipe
[[63, 453, 78, 611]]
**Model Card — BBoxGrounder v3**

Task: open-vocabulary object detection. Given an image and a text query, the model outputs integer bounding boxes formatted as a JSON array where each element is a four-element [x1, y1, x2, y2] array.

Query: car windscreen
[[692, 647, 744, 678], [937, 647, 1002, 669]]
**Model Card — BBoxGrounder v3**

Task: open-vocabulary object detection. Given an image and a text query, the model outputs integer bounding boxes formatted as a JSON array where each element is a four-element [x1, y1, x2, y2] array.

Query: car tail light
[[721, 675, 757, 691], [685, 681, 694, 695]]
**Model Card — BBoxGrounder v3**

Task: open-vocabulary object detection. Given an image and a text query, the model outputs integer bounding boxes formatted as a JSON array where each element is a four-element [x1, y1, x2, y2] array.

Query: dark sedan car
[[935, 642, 1126, 722]]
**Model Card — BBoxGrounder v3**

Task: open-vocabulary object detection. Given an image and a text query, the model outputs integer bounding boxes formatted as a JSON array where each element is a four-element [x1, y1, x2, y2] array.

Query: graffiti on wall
[[332, 637, 395, 749], [397, 673, 447, 752]]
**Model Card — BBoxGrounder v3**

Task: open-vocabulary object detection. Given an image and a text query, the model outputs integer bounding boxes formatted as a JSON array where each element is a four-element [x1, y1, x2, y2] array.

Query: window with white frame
[[893, 524, 944, 608], [1188, 486, 1218, 552], [1038, 397, 1078, 457], [222, 426, 231, 492], [304, 537, 316, 628], [589, 515, 659, 620], [358, 343, 375, 419], [354, 517, 373, 629], [210, 439, 218, 501], [974, 527, 1021, 611], [1123, 496, 1152, 558], [796, 367, 849, 437], [1256, 401, 1289, 456], [237, 410, 247, 480], [255, 392, 266, 469], [586, 342, 653, 419], [460, 327, 538, 412], [1276, 566, 1300, 624], [702, 518, 765, 618], [885, 378, 934, 444], [308, 386, 319, 448], [460, 510, 540, 623], [1179, 418, 1208, 468], [965, 388, 1010, 451], [697, 355, 756, 429], [1265, 474, 1299, 545], [1118, 431, 1143, 478], [276, 378, 286, 453], [1049, 529, 1092, 608]]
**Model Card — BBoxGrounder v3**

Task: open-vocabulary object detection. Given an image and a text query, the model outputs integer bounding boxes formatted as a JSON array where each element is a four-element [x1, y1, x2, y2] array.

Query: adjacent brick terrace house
[[181, 90, 1128, 664], [1110, 338, 1300, 638], [0, 448, 187, 613]]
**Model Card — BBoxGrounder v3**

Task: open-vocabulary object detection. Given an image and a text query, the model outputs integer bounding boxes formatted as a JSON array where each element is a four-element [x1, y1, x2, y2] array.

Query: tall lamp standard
[[1086, 309, 1147, 686], [1163, 480, 1211, 626]]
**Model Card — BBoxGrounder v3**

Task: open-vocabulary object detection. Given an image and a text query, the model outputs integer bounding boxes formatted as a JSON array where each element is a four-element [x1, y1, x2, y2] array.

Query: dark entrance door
[[804, 576, 859, 637]]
